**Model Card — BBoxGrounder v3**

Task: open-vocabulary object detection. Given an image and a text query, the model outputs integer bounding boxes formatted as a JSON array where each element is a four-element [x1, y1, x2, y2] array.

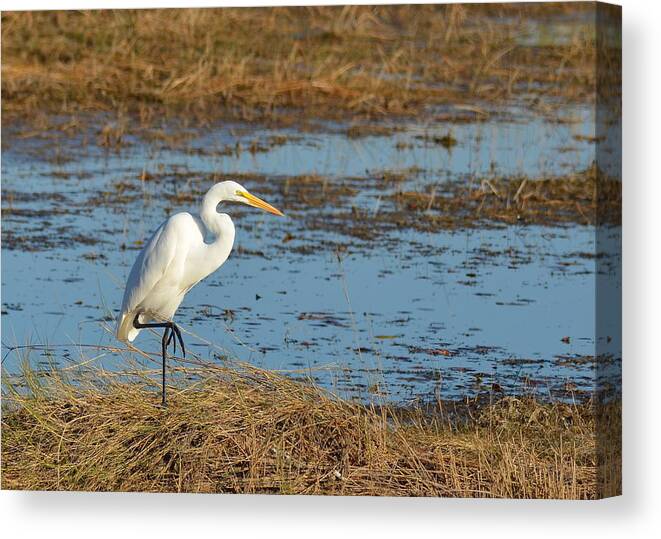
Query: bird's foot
[[163, 323, 185, 358]]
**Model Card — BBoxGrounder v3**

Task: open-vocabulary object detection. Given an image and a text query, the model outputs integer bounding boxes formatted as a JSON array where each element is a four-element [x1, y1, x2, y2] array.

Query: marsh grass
[[1, 352, 620, 498], [392, 164, 622, 229], [2, 4, 620, 127]]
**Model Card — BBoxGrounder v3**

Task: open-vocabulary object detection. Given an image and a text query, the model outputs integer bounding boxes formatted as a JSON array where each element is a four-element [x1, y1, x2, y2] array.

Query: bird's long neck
[[199, 187, 236, 266], [201, 188, 227, 236]]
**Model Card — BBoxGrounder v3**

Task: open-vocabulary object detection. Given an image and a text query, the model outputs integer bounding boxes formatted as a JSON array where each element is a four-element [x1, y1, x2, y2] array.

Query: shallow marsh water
[[1, 105, 621, 403]]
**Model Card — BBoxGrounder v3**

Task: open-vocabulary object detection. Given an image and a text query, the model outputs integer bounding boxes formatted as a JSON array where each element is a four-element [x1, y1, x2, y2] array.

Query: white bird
[[116, 180, 284, 405]]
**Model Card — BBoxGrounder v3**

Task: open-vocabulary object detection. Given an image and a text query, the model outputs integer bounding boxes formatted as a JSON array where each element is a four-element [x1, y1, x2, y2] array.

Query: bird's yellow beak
[[238, 190, 284, 217]]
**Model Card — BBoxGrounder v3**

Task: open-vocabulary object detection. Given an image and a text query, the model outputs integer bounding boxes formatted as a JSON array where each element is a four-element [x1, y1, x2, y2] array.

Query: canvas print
[[1, 2, 621, 498]]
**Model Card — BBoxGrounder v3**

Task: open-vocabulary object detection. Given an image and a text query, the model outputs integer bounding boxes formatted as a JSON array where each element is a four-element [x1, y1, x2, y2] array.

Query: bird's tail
[[116, 313, 140, 343]]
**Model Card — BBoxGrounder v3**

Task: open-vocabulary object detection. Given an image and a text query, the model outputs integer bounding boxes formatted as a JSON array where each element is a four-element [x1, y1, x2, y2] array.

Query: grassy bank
[[2, 4, 620, 124], [1, 361, 620, 498]]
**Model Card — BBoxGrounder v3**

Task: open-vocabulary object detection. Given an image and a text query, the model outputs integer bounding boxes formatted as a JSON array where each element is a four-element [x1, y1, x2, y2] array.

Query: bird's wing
[[116, 213, 191, 340]]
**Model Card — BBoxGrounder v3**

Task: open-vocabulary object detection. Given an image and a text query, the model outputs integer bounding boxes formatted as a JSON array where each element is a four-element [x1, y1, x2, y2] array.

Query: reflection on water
[[1, 106, 621, 403]]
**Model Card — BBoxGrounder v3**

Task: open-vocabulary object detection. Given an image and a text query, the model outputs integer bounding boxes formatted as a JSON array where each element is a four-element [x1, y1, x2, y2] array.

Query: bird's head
[[213, 180, 284, 217]]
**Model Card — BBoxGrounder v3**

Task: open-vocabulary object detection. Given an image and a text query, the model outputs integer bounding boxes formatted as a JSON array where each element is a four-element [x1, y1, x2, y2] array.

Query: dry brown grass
[[1, 358, 620, 498], [1, 3, 620, 125], [392, 163, 622, 229]]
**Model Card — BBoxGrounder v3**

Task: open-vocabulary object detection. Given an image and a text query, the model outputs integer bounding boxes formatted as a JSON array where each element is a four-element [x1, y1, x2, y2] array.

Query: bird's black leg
[[160, 328, 169, 406], [133, 314, 186, 407]]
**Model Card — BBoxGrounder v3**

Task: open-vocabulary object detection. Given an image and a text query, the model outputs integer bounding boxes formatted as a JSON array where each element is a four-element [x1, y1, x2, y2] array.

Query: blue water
[[1, 106, 621, 403]]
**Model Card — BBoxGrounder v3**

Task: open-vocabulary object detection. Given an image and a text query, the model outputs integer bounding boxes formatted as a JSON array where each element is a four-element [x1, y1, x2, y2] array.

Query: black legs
[[133, 315, 186, 406]]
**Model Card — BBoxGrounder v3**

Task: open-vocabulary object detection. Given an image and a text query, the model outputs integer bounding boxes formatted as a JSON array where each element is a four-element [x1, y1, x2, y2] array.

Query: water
[[1, 106, 621, 403]]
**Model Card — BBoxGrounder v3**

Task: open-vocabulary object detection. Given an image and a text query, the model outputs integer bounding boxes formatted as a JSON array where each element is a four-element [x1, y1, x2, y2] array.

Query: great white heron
[[116, 180, 284, 405]]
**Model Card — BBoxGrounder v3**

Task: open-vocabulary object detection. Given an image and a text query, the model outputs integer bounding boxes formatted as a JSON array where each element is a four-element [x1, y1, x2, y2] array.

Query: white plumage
[[116, 211, 230, 342]]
